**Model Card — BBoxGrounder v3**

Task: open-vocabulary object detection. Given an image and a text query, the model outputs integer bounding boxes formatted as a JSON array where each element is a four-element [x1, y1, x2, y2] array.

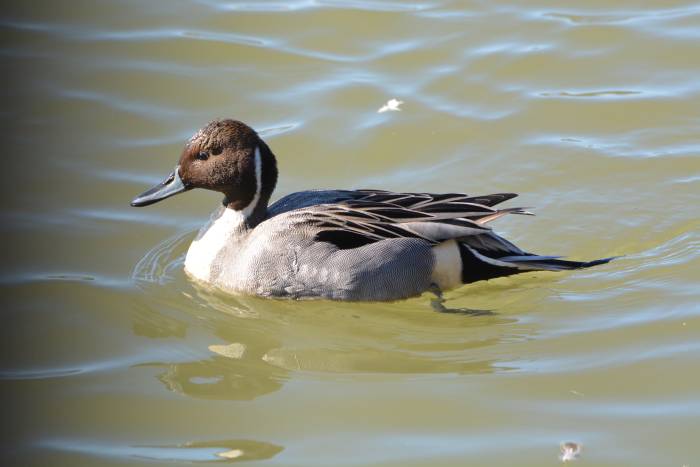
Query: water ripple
[[0, 346, 189, 381], [69, 208, 201, 229], [132, 231, 191, 285], [0, 272, 132, 289], [538, 399, 700, 418], [538, 5, 700, 26], [2, 19, 429, 63], [502, 340, 700, 374], [201, 0, 436, 13], [40, 438, 283, 463]]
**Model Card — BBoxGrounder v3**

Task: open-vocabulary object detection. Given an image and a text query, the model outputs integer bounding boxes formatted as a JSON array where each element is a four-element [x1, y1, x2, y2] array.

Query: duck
[[131, 119, 613, 303]]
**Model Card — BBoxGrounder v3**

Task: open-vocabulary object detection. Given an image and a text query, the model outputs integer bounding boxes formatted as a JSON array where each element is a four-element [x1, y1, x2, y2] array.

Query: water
[[2, 1, 699, 465]]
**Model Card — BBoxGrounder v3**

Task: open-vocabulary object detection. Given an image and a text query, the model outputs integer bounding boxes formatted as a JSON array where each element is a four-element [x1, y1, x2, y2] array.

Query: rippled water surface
[[2, 1, 699, 465]]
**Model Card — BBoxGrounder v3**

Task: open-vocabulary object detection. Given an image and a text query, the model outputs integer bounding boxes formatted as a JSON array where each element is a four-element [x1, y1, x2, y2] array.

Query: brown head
[[131, 119, 278, 221]]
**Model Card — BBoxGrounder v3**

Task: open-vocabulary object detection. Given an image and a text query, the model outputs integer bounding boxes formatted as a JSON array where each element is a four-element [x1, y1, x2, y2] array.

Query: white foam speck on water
[[377, 98, 403, 113], [560, 442, 582, 462]]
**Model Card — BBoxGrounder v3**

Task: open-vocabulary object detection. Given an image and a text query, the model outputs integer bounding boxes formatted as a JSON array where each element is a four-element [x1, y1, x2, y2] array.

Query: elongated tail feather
[[458, 243, 615, 284], [499, 255, 616, 271]]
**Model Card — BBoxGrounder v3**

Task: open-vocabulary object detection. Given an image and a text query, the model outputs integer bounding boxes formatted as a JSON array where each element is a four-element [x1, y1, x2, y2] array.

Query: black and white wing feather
[[288, 190, 532, 250]]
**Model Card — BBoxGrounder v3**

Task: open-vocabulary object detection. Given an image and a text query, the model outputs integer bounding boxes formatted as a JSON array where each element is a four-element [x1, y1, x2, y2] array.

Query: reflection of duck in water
[[137, 293, 287, 402], [154, 354, 284, 402], [132, 119, 613, 303], [144, 291, 509, 392]]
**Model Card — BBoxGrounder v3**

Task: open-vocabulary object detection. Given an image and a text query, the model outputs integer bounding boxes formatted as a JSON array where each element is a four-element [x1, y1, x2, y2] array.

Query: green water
[[2, 1, 699, 466]]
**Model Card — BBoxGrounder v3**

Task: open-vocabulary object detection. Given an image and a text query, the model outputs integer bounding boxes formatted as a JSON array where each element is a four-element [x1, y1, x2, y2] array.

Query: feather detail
[[475, 207, 534, 225], [284, 190, 531, 249]]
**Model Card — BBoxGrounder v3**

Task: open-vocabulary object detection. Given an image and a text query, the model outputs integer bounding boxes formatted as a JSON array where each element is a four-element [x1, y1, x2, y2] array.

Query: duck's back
[[266, 189, 361, 219]]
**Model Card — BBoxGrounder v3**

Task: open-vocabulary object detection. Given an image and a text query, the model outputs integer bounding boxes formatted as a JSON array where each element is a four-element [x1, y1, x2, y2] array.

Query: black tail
[[497, 255, 616, 271], [458, 243, 615, 284]]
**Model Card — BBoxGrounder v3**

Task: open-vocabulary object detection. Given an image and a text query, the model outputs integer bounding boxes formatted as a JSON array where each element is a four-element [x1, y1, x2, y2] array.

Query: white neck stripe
[[241, 145, 262, 218]]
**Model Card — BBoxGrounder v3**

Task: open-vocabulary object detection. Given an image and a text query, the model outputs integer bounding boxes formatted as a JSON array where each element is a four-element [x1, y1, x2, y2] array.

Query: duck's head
[[131, 119, 278, 216]]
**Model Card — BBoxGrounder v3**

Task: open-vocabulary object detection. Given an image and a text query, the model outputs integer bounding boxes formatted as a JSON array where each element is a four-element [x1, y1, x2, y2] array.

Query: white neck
[[239, 145, 262, 219]]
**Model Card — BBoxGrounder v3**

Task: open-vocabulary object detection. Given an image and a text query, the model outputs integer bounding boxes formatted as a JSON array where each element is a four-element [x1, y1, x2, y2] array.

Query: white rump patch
[[431, 239, 462, 289]]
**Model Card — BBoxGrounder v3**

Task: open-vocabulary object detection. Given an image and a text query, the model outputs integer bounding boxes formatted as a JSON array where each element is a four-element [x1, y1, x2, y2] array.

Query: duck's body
[[184, 196, 434, 300], [132, 119, 612, 301]]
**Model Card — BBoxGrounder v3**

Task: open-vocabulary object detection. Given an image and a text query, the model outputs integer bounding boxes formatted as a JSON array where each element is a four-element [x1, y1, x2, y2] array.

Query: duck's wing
[[352, 189, 532, 227], [267, 189, 521, 219], [287, 192, 532, 250], [352, 189, 519, 208]]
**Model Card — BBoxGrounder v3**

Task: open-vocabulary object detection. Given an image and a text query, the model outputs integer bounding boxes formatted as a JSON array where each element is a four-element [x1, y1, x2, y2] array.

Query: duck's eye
[[196, 151, 209, 161]]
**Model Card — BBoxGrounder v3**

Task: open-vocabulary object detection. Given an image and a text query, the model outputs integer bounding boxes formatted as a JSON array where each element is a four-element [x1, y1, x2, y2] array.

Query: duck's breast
[[184, 206, 248, 285]]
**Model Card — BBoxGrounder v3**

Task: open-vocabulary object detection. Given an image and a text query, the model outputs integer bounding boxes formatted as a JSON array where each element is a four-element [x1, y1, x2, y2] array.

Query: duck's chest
[[184, 208, 250, 284]]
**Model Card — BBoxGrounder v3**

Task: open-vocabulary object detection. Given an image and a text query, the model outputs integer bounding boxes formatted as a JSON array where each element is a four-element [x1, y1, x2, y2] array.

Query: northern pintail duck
[[131, 119, 612, 302]]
